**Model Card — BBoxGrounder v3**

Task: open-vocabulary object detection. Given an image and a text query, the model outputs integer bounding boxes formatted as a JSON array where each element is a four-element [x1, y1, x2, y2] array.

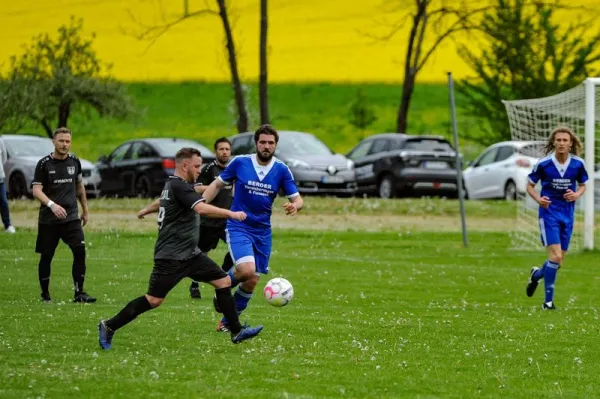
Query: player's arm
[[194, 185, 208, 194], [526, 182, 551, 209], [138, 198, 160, 219], [32, 160, 68, 219], [201, 178, 226, 203], [284, 194, 304, 216], [75, 160, 89, 226], [564, 183, 586, 202], [281, 166, 303, 216], [193, 201, 245, 221]]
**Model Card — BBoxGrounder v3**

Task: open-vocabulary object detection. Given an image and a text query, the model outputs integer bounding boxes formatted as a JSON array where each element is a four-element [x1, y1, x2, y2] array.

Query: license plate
[[321, 175, 344, 183], [423, 161, 448, 169]]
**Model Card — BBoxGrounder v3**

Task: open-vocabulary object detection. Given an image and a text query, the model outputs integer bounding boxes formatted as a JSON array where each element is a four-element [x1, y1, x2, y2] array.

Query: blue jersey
[[528, 153, 588, 216], [218, 154, 299, 229]]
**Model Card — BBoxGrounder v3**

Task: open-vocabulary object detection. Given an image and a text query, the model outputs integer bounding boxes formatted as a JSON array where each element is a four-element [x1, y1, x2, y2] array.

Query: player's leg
[[233, 232, 271, 319], [188, 253, 262, 342], [527, 216, 559, 300], [61, 220, 96, 303], [224, 228, 257, 287], [190, 226, 220, 298], [35, 223, 60, 302], [98, 261, 185, 350], [218, 228, 234, 272]]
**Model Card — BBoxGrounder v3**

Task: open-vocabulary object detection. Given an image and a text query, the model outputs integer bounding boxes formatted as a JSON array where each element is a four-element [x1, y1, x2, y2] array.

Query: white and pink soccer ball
[[263, 277, 294, 307]]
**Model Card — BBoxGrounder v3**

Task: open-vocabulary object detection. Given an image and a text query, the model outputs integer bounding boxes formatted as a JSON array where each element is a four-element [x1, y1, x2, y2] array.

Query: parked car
[[96, 138, 215, 197], [1, 134, 101, 198], [463, 140, 544, 200], [230, 131, 357, 196], [346, 133, 460, 198]]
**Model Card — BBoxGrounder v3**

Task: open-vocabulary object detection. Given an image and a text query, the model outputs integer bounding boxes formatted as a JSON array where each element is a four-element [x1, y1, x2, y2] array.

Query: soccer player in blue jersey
[[202, 124, 304, 332], [525, 126, 588, 310]]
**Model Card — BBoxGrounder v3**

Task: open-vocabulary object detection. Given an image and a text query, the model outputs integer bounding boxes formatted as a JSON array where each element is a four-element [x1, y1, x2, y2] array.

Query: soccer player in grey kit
[[98, 147, 262, 349]]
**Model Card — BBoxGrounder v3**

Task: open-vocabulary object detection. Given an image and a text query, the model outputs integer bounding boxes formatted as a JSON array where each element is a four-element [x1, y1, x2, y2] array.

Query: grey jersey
[[32, 153, 82, 225], [154, 176, 205, 261], [194, 161, 233, 228]]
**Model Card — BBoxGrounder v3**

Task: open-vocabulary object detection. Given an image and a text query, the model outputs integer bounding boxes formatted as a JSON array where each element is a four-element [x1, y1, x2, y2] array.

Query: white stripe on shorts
[[539, 218, 547, 247]]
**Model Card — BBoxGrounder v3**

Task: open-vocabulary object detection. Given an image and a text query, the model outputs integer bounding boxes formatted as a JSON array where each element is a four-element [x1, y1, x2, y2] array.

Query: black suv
[[346, 133, 460, 198]]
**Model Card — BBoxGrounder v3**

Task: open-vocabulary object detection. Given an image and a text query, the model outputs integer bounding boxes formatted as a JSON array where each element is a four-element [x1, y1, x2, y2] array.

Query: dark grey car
[[230, 131, 357, 196]]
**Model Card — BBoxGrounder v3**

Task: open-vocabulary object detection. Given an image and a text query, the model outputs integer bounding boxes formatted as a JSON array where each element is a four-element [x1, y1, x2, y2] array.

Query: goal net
[[502, 79, 599, 251]]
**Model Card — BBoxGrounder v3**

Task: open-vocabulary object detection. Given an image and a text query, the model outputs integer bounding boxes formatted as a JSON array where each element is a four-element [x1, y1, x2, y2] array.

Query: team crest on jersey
[[67, 166, 75, 175]]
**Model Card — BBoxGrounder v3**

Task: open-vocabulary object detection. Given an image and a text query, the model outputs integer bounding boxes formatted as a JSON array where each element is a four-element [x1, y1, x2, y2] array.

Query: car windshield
[[519, 143, 545, 157], [276, 133, 333, 156], [153, 140, 213, 157], [403, 139, 453, 152], [3, 137, 54, 157]]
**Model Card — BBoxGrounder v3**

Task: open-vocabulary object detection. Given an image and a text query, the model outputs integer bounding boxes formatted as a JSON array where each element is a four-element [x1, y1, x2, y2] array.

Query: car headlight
[[346, 159, 354, 170], [287, 158, 311, 169]]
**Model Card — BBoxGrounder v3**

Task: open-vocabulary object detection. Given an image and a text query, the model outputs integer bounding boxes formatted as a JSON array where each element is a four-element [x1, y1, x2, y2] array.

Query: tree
[[127, 0, 249, 133], [259, 0, 270, 125], [370, 1, 491, 133], [457, 0, 600, 145], [348, 90, 377, 130], [0, 17, 135, 137]]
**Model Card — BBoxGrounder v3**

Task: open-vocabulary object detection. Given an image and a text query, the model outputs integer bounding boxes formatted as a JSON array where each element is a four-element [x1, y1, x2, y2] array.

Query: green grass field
[[1, 198, 599, 398], [14, 82, 486, 163]]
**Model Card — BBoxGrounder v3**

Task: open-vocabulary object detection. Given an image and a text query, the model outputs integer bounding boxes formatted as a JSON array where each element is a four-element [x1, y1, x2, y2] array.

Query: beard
[[257, 150, 273, 162]]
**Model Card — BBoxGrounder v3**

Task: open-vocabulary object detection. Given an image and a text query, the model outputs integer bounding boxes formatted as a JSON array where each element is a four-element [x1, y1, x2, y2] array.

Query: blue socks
[[543, 261, 560, 303], [532, 261, 547, 281]]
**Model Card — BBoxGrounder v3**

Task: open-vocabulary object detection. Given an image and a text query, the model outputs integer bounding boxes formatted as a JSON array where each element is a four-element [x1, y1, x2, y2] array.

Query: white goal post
[[502, 78, 598, 251]]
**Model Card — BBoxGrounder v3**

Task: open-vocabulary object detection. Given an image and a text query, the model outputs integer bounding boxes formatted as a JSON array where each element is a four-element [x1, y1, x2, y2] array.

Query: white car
[[1, 134, 101, 198], [463, 140, 545, 200]]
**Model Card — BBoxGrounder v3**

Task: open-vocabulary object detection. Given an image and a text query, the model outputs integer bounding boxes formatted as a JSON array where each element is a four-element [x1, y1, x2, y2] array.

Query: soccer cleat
[[542, 302, 556, 310], [98, 320, 115, 350], [216, 319, 230, 332], [213, 295, 222, 313], [5, 226, 16, 234], [231, 325, 263, 344], [40, 293, 52, 303], [526, 267, 539, 297], [74, 292, 97, 303], [189, 285, 201, 299]]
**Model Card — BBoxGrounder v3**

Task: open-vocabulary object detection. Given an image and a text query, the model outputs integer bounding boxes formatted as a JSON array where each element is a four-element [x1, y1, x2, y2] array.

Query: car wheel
[[8, 172, 28, 199], [135, 175, 152, 198], [504, 180, 517, 201], [378, 174, 396, 199]]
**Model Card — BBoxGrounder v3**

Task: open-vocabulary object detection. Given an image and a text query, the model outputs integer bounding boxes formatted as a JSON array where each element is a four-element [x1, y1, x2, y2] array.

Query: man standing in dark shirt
[[31, 127, 95, 303], [97, 147, 262, 349], [189, 137, 234, 299]]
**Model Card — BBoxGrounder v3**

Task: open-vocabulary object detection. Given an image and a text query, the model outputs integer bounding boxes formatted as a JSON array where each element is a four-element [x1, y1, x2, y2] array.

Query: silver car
[[230, 131, 357, 195], [1, 134, 101, 198]]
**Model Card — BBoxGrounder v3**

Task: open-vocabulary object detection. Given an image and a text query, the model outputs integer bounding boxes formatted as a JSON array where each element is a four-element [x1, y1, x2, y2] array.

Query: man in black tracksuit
[[189, 137, 234, 299]]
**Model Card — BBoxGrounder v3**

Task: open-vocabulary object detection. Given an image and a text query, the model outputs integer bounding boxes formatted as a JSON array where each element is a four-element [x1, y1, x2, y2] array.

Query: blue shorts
[[226, 226, 272, 274], [538, 207, 574, 251]]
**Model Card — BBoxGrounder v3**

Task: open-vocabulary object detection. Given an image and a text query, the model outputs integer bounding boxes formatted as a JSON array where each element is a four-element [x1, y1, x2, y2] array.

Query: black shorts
[[148, 252, 228, 298], [198, 225, 227, 253], [35, 219, 85, 256]]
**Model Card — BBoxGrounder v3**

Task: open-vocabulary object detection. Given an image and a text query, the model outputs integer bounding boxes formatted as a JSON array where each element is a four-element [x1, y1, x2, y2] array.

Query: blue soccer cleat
[[231, 325, 263, 344], [98, 319, 115, 350]]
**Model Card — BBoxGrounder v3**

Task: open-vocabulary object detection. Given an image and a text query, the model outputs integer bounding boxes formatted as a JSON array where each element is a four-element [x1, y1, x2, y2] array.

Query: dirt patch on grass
[[8, 210, 515, 233]]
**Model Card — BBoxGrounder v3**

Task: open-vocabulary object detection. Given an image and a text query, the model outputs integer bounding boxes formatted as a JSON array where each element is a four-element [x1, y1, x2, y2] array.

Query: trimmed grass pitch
[[1, 221, 599, 397]]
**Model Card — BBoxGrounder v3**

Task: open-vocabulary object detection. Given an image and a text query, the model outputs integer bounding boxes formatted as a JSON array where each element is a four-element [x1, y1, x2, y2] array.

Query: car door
[[121, 142, 144, 195], [347, 140, 374, 189], [492, 145, 517, 197], [466, 147, 499, 199], [98, 143, 131, 194], [365, 138, 392, 188]]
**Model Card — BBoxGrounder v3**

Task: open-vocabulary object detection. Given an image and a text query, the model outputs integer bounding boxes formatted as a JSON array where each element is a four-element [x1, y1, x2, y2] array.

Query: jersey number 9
[[157, 206, 165, 229]]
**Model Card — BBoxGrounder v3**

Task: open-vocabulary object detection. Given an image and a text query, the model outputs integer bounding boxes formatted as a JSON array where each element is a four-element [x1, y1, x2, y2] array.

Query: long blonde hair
[[542, 126, 583, 156]]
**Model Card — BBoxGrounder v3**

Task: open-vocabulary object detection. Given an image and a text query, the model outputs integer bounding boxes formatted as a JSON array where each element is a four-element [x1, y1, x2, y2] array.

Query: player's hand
[[563, 189, 579, 202], [50, 203, 68, 219], [137, 208, 148, 219], [230, 211, 247, 221], [283, 202, 298, 216], [538, 196, 551, 209], [80, 211, 88, 227]]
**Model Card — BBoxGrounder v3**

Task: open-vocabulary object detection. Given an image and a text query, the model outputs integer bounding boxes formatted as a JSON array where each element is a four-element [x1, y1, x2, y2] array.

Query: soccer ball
[[263, 277, 294, 307]]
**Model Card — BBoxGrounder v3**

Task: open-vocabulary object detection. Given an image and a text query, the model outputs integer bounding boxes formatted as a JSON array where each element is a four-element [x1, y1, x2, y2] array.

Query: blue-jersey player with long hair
[[526, 126, 588, 310], [202, 124, 304, 331]]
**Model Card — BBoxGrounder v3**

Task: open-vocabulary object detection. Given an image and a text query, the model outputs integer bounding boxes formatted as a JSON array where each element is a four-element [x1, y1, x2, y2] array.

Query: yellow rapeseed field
[[0, 0, 597, 83]]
